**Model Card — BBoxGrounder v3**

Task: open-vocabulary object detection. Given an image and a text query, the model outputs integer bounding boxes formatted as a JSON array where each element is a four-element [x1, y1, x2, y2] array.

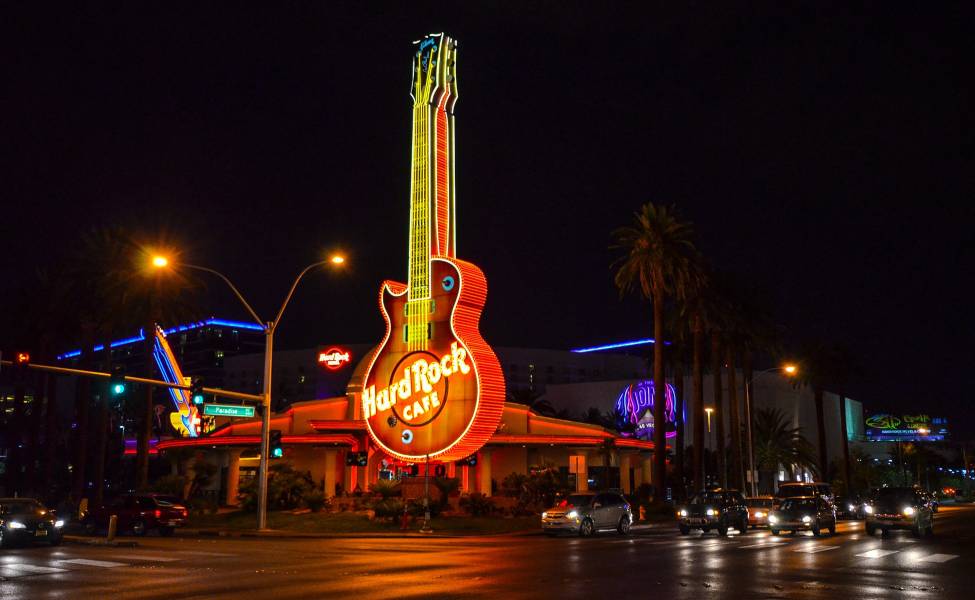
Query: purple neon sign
[[614, 380, 679, 440]]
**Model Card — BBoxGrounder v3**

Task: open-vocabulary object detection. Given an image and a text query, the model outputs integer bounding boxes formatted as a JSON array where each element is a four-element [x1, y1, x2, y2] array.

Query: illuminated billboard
[[614, 380, 680, 441], [864, 413, 948, 442]]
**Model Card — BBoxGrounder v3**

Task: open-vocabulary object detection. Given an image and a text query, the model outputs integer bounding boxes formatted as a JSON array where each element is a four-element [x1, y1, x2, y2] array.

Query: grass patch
[[188, 511, 538, 536]]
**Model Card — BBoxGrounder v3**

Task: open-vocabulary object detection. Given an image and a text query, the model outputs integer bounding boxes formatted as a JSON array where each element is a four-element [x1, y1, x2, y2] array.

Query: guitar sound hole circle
[[389, 350, 449, 427], [401, 429, 413, 444], [441, 276, 455, 291]]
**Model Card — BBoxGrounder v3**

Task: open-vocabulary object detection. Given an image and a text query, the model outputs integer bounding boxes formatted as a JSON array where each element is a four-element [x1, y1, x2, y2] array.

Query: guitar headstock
[[411, 33, 458, 109]]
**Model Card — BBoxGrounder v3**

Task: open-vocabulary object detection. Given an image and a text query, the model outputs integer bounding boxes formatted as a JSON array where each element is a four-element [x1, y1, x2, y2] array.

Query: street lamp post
[[743, 364, 797, 497], [704, 407, 714, 488], [154, 254, 344, 530]]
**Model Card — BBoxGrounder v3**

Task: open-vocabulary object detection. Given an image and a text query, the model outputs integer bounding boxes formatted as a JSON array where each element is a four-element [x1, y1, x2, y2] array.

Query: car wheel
[[739, 517, 749, 535], [617, 517, 631, 536], [701, 526, 711, 533], [865, 523, 876, 536], [770, 528, 780, 536], [717, 523, 728, 537], [159, 526, 175, 537], [912, 523, 922, 538], [49, 536, 63, 546], [679, 524, 690, 535], [131, 520, 147, 536], [812, 523, 821, 537], [84, 521, 97, 536], [828, 522, 836, 535], [881, 528, 889, 537], [579, 519, 594, 537]]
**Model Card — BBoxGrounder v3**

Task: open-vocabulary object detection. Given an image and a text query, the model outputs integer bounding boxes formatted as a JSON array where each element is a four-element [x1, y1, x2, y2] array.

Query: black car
[[774, 482, 833, 508], [676, 489, 749, 536], [768, 496, 837, 536], [865, 487, 934, 537], [835, 495, 865, 519], [0, 498, 65, 547]]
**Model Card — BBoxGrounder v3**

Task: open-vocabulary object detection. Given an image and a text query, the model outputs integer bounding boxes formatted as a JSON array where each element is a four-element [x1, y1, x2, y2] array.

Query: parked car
[[0, 498, 64, 547], [745, 496, 774, 528], [865, 487, 934, 537], [835, 495, 865, 519], [675, 489, 749, 536], [541, 491, 632, 537], [768, 496, 836, 536], [84, 493, 188, 536]]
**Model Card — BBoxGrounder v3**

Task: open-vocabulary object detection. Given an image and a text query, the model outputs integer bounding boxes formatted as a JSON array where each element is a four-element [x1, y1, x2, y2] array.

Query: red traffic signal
[[15, 352, 30, 365]]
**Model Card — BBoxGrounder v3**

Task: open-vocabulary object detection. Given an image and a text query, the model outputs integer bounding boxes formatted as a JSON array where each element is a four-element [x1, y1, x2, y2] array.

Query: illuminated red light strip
[[155, 434, 359, 451], [308, 420, 367, 431]]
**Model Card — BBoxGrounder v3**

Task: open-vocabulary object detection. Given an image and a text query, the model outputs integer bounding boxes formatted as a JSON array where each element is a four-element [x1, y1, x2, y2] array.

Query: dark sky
[[3, 4, 971, 433]]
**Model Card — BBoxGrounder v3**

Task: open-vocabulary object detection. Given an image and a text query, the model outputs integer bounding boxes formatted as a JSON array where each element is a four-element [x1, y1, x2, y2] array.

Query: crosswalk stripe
[[109, 554, 180, 562], [59, 558, 127, 568], [856, 549, 899, 559], [794, 545, 839, 553], [740, 542, 787, 549], [1, 564, 68, 574], [917, 553, 958, 563]]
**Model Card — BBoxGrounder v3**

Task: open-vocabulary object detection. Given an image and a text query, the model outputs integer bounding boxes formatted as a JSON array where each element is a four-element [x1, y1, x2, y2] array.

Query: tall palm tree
[[752, 407, 817, 493], [613, 203, 698, 503]]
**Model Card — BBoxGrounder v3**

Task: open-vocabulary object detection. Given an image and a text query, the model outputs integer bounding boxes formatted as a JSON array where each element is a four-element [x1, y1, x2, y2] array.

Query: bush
[[433, 477, 461, 509], [370, 480, 401, 500], [407, 497, 443, 518], [460, 493, 496, 517], [189, 497, 218, 516], [151, 474, 188, 498], [238, 463, 314, 511], [373, 498, 405, 519], [304, 491, 327, 512]]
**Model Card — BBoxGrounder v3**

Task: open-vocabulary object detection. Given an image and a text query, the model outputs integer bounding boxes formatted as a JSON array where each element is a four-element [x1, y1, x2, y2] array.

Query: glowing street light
[[154, 251, 346, 531], [704, 407, 714, 432], [783, 364, 798, 375], [742, 363, 799, 496]]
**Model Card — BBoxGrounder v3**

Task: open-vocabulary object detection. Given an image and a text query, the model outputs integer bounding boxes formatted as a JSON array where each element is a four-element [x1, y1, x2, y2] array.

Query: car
[[773, 481, 834, 508], [675, 489, 749, 536], [84, 493, 188, 537], [835, 495, 865, 519], [864, 487, 934, 537], [768, 495, 836, 536], [541, 491, 632, 537], [745, 496, 774, 528], [0, 498, 65, 547]]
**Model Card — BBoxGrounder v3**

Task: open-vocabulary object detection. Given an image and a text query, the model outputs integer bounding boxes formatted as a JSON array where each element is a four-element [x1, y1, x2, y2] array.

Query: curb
[[64, 535, 138, 547]]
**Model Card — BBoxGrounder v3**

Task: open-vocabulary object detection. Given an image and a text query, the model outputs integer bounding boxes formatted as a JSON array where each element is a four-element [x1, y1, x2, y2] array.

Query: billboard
[[864, 413, 948, 442]]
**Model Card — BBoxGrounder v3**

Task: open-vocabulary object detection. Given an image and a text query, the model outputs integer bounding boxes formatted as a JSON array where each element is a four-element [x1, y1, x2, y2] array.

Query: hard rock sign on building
[[351, 33, 505, 463]]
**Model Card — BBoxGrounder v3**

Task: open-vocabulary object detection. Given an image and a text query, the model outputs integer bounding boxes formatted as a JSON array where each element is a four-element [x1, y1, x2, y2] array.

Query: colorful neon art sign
[[353, 33, 505, 462], [152, 326, 201, 438], [318, 348, 351, 370], [614, 380, 680, 440], [865, 413, 948, 442]]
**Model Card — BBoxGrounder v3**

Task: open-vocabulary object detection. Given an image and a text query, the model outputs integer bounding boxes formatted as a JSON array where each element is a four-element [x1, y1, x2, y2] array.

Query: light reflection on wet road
[[0, 506, 972, 599]]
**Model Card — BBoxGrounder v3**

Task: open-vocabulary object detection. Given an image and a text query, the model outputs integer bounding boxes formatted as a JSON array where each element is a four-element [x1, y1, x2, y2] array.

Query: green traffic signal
[[272, 447, 284, 458], [111, 382, 126, 395], [190, 378, 205, 405]]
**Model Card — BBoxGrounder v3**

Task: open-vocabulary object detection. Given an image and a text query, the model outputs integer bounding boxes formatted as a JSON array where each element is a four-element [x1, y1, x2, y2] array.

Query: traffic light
[[11, 351, 30, 380], [109, 365, 127, 395], [270, 429, 283, 459], [190, 378, 205, 405]]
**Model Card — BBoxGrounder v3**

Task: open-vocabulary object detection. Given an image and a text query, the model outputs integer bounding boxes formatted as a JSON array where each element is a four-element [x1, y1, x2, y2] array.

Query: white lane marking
[[0, 564, 68, 575], [917, 553, 958, 563], [109, 554, 180, 562], [58, 558, 127, 568], [794, 545, 839, 553], [740, 542, 787, 549], [856, 549, 899, 559]]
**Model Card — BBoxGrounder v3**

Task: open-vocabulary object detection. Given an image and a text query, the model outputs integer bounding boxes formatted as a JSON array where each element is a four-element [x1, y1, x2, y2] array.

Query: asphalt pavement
[[2, 505, 973, 599]]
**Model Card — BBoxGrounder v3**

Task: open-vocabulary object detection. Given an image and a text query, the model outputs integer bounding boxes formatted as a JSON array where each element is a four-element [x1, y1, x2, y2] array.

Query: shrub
[[373, 498, 405, 520], [237, 463, 314, 511], [433, 477, 461, 509], [407, 497, 443, 518], [304, 491, 327, 512], [370, 480, 401, 500], [151, 474, 188, 498], [460, 493, 496, 517]]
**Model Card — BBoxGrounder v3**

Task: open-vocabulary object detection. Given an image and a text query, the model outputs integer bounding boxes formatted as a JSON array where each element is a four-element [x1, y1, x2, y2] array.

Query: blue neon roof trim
[[58, 317, 264, 360], [571, 338, 670, 353]]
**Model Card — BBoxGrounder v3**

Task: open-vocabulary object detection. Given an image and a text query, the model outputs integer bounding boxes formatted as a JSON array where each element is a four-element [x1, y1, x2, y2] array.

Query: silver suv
[[542, 491, 632, 537]]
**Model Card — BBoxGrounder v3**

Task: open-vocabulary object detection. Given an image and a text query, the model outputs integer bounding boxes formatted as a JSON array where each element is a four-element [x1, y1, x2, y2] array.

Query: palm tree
[[752, 407, 817, 493], [613, 203, 698, 504]]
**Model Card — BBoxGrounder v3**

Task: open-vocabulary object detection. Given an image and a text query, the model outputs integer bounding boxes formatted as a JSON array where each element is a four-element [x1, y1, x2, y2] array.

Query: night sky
[[3, 4, 970, 435]]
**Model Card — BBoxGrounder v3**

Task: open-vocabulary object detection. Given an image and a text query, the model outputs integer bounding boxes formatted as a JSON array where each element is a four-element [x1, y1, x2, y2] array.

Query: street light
[[153, 252, 346, 530], [744, 364, 798, 496], [704, 407, 715, 488]]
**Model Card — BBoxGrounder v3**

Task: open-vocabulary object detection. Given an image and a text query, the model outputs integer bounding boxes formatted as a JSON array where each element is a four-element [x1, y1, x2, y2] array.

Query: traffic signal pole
[[0, 359, 263, 403], [257, 321, 273, 530]]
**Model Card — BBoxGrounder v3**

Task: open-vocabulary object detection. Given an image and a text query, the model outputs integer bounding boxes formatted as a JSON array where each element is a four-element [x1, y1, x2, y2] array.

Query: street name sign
[[203, 404, 255, 418]]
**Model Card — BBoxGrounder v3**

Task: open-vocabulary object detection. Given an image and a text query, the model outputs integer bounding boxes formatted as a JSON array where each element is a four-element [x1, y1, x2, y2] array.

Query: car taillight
[[181, 509, 188, 517], [155, 510, 162, 519]]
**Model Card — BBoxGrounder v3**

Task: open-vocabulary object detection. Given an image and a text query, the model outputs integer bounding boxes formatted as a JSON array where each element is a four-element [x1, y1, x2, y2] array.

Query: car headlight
[[754, 511, 765, 518], [567, 510, 579, 520], [541, 512, 547, 519], [903, 506, 915, 516], [802, 515, 812, 523], [848, 504, 855, 511], [54, 520, 65, 528], [768, 515, 778, 524], [864, 505, 874, 514], [706, 508, 718, 516], [679, 509, 688, 517], [8, 521, 26, 529]]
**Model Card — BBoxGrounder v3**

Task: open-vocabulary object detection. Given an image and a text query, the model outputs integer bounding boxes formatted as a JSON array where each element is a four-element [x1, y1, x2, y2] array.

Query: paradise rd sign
[[203, 404, 256, 418]]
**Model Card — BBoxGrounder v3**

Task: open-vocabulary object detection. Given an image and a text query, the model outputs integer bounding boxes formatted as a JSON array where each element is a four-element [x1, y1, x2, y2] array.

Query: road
[[2, 505, 973, 599]]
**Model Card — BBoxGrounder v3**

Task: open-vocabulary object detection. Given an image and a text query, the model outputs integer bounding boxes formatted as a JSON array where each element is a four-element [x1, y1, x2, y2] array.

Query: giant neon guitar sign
[[355, 34, 505, 462]]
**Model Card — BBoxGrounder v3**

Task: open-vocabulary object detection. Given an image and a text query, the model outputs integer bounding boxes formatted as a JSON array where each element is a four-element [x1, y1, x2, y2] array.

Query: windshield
[[874, 488, 915, 503], [562, 495, 595, 508], [154, 496, 184, 507], [776, 485, 816, 498], [746, 498, 773, 508], [0, 500, 44, 515], [689, 493, 722, 505], [780, 498, 816, 511]]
